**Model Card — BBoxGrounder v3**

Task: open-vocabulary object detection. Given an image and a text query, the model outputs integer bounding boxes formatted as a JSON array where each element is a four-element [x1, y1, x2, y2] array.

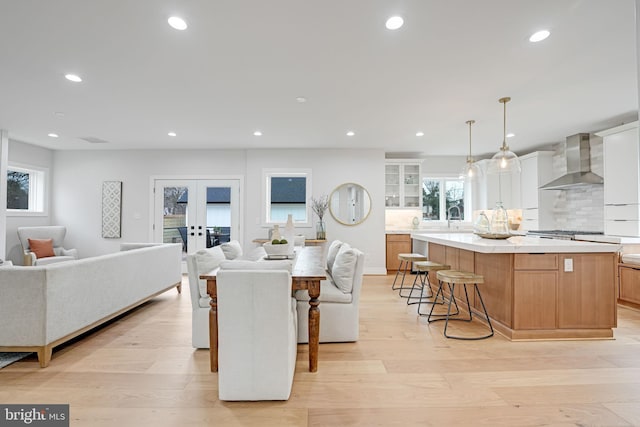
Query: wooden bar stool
[[392, 253, 428, 295], [409, 261, 450, 309], [427, 270, 494, 340]]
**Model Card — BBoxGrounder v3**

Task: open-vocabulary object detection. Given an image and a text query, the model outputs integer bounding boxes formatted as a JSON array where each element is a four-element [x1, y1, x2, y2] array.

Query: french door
[[153, 179, 240, 259]]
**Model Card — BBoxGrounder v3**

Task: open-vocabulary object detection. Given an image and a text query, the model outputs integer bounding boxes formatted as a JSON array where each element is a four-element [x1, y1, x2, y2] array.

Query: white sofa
[[0, 243, 182, 367], [217, 261, 297, 400], [295, 240, 365, 343]]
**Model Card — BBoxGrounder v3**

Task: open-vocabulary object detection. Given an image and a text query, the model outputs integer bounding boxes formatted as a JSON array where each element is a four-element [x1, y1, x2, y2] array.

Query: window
[[6, 164, 47, 215], [263, 169, 312, 225], [422, 177, 465, 221]]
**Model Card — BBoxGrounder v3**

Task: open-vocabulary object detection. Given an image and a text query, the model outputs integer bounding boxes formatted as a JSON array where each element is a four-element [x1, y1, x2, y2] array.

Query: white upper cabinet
[[596, 121, 640, 236], [472, 159, 521, 211], [385, 161, 422, 209], [518, 151, 555, 230], [600, 123, 639, 205]]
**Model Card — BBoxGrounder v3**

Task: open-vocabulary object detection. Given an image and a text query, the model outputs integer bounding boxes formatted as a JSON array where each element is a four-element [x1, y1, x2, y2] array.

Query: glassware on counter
[[473, 211, 490, 234], [490, 202, 510, 235]]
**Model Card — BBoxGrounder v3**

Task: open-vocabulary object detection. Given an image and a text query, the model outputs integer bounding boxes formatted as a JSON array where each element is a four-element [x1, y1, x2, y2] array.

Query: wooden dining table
[[200, 245, 327, 372]]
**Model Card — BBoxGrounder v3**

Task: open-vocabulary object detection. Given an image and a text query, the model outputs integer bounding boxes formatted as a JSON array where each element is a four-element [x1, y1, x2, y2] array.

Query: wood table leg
[[307, 280, 320, 372], [208, 280, 218, 372]]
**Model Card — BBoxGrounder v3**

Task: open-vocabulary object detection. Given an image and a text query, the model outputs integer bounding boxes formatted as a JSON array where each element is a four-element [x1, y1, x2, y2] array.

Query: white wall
[[5, 140, 54, 263], [52, 149, 246, 258], [245, 149, 386, 274], [50, 147, 386, 273]]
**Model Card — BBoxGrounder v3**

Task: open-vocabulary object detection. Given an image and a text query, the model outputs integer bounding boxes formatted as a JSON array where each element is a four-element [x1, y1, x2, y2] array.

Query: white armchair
[[186, 246, 226, 348], [216, 261, 297, 401], [17, 226, 78, 266], [295, 242, 365, 343]]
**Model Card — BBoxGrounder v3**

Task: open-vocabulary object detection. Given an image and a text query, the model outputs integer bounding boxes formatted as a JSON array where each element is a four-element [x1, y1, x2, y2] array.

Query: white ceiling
[[0, 0, 637, 157]]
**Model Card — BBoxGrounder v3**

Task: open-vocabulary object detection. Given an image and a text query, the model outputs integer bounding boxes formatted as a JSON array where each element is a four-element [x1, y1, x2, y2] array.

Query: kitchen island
[[411, 233, 621, 340]]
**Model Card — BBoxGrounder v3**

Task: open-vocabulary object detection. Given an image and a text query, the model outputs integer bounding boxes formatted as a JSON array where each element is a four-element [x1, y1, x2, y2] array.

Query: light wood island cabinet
[[415, 233, 619, 340]]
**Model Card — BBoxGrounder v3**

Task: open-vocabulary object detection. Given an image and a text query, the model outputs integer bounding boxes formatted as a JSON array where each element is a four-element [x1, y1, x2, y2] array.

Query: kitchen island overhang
[[411, 233, 621, 340]]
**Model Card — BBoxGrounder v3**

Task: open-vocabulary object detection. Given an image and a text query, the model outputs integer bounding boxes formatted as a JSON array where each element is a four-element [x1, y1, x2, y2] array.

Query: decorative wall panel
[[102, 181, 122, 238]]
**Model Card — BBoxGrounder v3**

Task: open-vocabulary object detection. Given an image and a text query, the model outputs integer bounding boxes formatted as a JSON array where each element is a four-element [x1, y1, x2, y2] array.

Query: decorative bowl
[[474, 232, 511, 240], [263, 242, 293, 257]]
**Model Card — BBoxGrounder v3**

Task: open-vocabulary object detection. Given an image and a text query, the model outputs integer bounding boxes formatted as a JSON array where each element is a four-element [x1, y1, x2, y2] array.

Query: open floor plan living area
[[2, 1, 640, 426]]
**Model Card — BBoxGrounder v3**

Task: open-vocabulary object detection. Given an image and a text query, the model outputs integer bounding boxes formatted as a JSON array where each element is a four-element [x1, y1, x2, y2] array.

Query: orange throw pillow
[[28, 238, 55, 259]]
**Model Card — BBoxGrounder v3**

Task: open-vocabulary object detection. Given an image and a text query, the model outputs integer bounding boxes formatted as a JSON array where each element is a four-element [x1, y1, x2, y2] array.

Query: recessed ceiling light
[[296, 97, 307, 103], [529, 30, 550, 42], [506, 133, 515, 138], [53, 111, 65, 117], [385, 16, 404, 30], [346, 131, 355, 137], [254, 131, 262, 136], [168, 16, 188, 30], [416, 131, 424, 137], [47, 133, 59, 138], [168, 132, 177, 137], [64, 74, 82, 83]]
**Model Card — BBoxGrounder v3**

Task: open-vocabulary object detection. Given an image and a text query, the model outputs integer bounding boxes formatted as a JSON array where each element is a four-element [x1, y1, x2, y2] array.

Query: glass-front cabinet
[[385, 160, 422, 208]]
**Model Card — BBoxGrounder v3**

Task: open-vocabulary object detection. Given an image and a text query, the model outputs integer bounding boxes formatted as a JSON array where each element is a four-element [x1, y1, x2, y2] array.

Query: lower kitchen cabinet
[[385, 234, 411, 271], [558, 254, 617, 329], [619, 265, 640, 306], [513, 271, 558, 329], [513, 254, 558, 330]]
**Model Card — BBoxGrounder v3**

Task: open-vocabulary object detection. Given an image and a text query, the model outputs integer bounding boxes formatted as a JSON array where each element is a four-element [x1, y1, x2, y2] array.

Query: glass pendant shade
[[460, 158, 482, 180], [489, 145, 521, 174], [460, 119, 483, 181], [488, 97, 521, 174]]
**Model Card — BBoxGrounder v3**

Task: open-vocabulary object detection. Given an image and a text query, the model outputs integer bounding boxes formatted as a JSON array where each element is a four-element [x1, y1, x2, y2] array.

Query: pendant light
[[460, 119, 482, 180], [489, 97, 521, 174]]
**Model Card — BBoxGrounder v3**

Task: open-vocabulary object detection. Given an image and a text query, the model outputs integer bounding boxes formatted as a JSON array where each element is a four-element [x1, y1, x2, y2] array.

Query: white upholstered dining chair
[[295, 241, 365, 343], [216, 261, 297, 401]]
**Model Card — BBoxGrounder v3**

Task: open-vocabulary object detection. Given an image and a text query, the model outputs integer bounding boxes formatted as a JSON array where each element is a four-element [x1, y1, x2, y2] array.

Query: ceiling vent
[[78, 136, 109, 144]]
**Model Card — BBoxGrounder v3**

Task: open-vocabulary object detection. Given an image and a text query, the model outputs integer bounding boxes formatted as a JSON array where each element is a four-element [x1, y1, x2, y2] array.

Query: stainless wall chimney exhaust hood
[[540, 133, 603, 190]]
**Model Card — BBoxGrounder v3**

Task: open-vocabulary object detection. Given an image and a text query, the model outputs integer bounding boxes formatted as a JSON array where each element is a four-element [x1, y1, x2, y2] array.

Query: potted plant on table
[[311, 195, 329, 240]]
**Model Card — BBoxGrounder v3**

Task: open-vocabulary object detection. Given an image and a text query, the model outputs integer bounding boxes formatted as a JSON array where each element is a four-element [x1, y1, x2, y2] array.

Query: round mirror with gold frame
[[329, 183, 372, 226]]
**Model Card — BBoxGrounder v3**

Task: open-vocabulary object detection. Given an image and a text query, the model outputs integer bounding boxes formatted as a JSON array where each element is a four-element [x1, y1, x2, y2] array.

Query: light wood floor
[[2, 274, 640, 426]]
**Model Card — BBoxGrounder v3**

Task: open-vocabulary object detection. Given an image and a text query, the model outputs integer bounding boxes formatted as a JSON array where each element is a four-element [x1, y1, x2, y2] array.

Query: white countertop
[[387, 226, 472, 234], [411, 232, 622, 254], [575, 234, 640, 245]]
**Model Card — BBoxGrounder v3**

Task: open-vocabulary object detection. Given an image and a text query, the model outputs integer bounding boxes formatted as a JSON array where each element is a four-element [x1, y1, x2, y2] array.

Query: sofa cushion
[[622, 253, 640, 266], [294, 279, 353, 303], [28, 238, 55, 259], [332, 243, 357, 293], [221, 240, 243, 260], [219, 259, 292, 272], [326, 240, 343, 274], [241, 246, 267, 261], [34, 256, 76, 266], [194, 247, 227, 298]]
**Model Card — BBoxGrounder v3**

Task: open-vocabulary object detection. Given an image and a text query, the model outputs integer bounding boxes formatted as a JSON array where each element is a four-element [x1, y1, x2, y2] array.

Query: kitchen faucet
[[447, 205, 462, 229]]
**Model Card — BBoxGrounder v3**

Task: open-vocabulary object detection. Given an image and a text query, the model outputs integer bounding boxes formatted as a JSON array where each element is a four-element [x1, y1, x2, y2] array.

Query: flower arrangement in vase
[[311, 195, 329, 240]]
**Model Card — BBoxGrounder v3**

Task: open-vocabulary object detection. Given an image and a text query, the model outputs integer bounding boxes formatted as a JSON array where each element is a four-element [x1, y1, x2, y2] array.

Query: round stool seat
[[429, 270, 493, 340], [397, 253, 428, 262], [414, 261, 450, 272], [437, 270, 484, 284]]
